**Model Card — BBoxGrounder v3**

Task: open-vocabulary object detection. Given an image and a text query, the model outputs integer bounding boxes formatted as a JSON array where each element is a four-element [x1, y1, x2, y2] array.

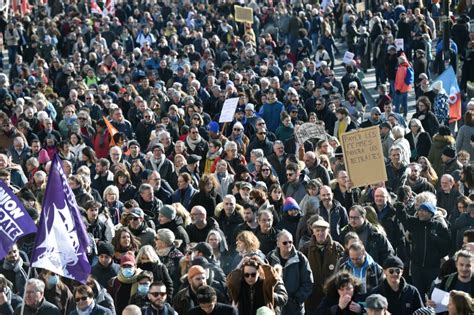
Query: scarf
[[116, 268, 142, 297], [149, 155, 165, 172], [76, 301, 95, 315], [231, 132, 244, 147], [186, 134, 202, 151], [156, 247, 172, 257], [206, 148, 222, 160], [3, 257, 28, 294]]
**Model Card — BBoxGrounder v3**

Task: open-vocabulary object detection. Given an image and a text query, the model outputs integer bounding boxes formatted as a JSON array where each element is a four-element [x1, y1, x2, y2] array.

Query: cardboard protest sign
[[356, 2, 365, 13], [341, 126, 387, 188], [219, 97, 240, 123], [295, 123, 327, 144], [343, 51, 355, 65], [234, 5, 253, 24], [395, 38, 404, 51]]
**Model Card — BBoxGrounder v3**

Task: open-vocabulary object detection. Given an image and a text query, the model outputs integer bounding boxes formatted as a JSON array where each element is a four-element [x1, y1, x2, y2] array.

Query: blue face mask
[[47, 275, 59, 288], [121, 267, 134, 278], [137, 284, 149, 295]]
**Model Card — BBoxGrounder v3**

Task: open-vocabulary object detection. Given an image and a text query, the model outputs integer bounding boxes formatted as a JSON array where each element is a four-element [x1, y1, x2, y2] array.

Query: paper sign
[[219, 97, 240, 123], [343, 51, 355, 65], [431, 288, 449, 313], [234, 5, 254, 24], [356, 2, 365, 13], [341, 126, 387, 188], [395, 38, 404, 51], [296, 123, 327, 144]]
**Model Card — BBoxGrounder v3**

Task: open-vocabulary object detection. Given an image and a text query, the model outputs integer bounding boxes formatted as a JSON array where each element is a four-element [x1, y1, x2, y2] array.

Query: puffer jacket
[[394, 54, 412, 93], [428, 134, 456, 176], [267, 248, 314, 315]]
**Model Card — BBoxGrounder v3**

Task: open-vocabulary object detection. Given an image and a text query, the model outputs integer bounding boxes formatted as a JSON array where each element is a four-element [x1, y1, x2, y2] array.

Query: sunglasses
[[148, 292, 167, 297], [282, 241, 293, 246], [286, 173, 295, 177], [131, 217, 141, 221], [262, 168, 270, 172], [257, 132, 266, 135], [234, 128, 242, 131], [75, 296, 89, 302], [388, 268, 401, 275], [244, 272, 257, 278]]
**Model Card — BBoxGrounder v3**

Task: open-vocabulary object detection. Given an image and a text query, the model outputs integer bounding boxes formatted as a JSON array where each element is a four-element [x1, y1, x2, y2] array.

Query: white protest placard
[[343, 51, 355, 65], [395, 38, 404, 52], [356, 2, 366, 13], [431, 288, 449, 313], [296, 123, 327, 144], [234, 5, 254, 24], [341, 126, 387, 188], [219, 97, 240, 123]]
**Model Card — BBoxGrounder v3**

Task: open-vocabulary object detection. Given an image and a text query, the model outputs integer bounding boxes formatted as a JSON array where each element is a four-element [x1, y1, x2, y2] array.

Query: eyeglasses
[[78, 117, 86, 120], [282, 241, 293, 245], [388, 268, 402, 275], [75, 296, 89, 302], [286, 173, 295, 177], [131, 217, 141, 221], [291, 99, 298, 102], [244, 272, 257, 278], [148, 292, 167, 297]]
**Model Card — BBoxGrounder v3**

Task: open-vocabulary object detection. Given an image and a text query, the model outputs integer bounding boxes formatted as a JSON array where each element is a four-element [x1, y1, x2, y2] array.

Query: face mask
[[138, 262, 154, 271], [137, 284, 149, 295], [47, 275, 59, 288], [121, 267, 134, 278]]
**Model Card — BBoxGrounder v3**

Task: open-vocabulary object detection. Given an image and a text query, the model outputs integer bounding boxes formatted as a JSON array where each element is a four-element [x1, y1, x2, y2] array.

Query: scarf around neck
[[186, 134, 202, 151]]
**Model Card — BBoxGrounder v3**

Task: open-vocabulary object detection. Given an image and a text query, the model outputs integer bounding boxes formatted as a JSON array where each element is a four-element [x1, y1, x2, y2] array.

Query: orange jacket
[[394, 55, 413, 93]]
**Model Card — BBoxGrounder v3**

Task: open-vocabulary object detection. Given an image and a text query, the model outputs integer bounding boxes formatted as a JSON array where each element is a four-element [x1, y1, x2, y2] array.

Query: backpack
[[404, 66, 414, 85]]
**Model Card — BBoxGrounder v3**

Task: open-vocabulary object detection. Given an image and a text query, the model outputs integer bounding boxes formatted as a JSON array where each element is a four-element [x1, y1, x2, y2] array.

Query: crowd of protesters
[[0, 0, 474, 314]]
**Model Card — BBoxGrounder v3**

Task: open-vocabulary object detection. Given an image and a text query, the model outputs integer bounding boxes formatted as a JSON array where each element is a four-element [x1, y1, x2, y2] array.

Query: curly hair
[[324, 271, 361, 299], [236, 230, 260, 253]]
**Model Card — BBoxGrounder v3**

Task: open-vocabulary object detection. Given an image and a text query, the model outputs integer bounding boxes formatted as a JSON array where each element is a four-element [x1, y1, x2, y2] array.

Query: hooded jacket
[[394, 54, 412, 93], [338, 253, 385, 296]]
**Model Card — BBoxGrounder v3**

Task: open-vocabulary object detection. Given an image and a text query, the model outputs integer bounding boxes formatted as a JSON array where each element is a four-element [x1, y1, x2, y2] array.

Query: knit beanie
[[97, 242, 115, 257], [38, 149, 51, 164], [256, 306, 275, 315], [187, 265, 206, 280], [160, 205, 176, 221], [419, 202, 437, 216], [283, 197, 300, 212], [413, 307, 435, 315]]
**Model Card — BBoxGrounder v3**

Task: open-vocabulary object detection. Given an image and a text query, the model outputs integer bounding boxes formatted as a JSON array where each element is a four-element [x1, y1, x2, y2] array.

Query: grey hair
[[251, 149, 264, 158], [27, 278, 45, 293], [224, 141, 237, 151], [156, 228, 175, 246], [392, 126, 405, 138], [139, 183, 153, 194], [415, 191, 437, 208], [276, 229, 293, 241]]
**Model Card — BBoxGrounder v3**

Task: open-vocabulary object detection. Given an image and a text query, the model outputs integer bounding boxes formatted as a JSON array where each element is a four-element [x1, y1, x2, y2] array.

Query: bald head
[[122, 305, 141, 315]]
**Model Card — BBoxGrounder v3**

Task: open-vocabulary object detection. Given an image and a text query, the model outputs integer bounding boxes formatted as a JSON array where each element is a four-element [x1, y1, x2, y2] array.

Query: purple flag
[[0, 181, 37, 260], [31, 154, 91, 283]]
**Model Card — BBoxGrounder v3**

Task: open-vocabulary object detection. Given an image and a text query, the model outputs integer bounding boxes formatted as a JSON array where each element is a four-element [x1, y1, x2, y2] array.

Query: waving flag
[[0, 181, 37, 260], [433, 66, 462, 123], [90, 0, 103, 15], [103, 115, 118, 146], [31, 155, 91, 283], [104, 0, 115, 16]]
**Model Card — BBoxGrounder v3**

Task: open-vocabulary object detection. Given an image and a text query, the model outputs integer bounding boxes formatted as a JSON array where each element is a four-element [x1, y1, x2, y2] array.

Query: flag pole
[[19, 266, 32, 315]]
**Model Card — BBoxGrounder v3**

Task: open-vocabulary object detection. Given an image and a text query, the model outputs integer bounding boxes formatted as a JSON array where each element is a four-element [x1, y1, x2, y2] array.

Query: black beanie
[[97, 242, 114, 257]]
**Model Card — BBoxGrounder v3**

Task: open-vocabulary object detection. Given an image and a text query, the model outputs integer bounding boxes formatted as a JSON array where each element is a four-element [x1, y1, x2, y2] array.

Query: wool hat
[[383, 255, 404, 269], [207, 121, 219, 133], [160, 205, 176, 221], [38, 149, 51, 164], [233, 121, 244, 130], [366, 294, 388, 310], [151, 143, 164, 152], [245, 103, 255, 112], [97, 242, 115, 257], [432, 80, 443, 92], [187, 265, 206, 280], [419, 202, 437, 215], [371, 107, 382, 115], [441, 146, 456, 159], [187, 154, 202, 164], [120, 253, 136, 266], [283, 197, 300, 212], [128, 140, 140, 148]]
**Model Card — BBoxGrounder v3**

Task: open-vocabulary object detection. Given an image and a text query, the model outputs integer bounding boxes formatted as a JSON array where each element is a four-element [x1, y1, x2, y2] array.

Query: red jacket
[[394, 54, 413, 93]]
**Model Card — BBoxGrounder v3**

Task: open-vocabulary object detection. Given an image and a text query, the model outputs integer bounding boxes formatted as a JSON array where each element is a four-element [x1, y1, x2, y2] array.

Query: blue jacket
[[267, 248, 314, 315], [338, 253, 385, 297], [259, 100, 284, 132]]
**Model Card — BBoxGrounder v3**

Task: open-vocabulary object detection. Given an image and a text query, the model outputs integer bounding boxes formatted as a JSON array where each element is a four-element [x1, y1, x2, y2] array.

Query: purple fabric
[[31, 154, 91, 283], [0, 181, 37, 260]]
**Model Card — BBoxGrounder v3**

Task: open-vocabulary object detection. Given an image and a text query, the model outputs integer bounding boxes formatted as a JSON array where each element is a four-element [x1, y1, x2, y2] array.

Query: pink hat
[[38, 149, 50, 164]]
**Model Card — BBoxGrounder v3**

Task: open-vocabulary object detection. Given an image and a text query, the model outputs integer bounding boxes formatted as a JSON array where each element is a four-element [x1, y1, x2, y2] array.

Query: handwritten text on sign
[[341, 126, 387, 187]]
